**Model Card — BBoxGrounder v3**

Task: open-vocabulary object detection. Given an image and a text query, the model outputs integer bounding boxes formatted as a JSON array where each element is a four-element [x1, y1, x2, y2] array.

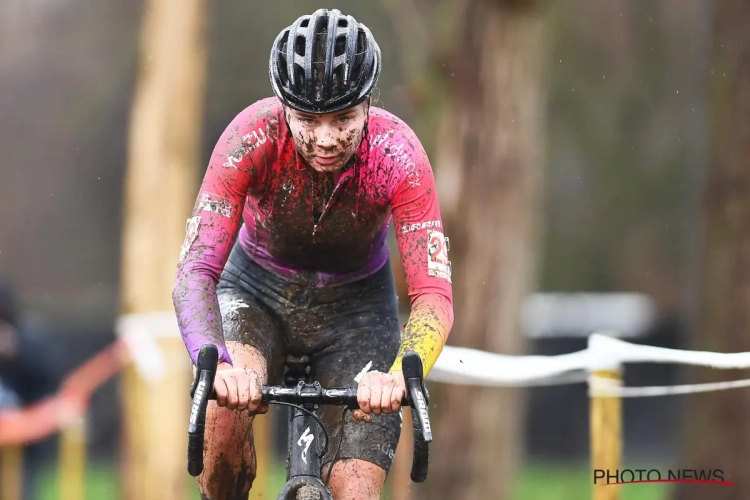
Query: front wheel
[[277, 477, 331, 500]]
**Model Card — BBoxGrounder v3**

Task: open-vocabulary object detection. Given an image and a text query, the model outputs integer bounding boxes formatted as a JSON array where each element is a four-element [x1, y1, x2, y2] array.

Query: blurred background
[[1, 0, 748, 499]]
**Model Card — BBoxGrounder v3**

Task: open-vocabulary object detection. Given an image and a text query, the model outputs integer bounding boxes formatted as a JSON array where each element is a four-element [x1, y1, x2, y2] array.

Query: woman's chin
[[311, 162, 343, 173]]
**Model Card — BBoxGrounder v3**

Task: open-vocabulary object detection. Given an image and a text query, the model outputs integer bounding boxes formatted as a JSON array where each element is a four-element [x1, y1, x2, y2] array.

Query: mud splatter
[[216, 249, 402, 478], [175, 95, 453, 373], [198, 405, 257, 500], [174, 97, 454, 499], [393, 294, 453, 375], [284, 104, 366, 174], [326, 458, 387, 500]]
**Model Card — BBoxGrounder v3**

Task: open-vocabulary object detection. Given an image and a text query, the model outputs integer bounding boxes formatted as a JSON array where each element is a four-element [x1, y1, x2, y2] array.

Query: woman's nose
[[316, 125, 337, 148]]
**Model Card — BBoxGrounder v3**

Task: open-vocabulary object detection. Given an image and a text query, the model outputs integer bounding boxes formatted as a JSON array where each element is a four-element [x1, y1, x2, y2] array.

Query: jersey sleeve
[[388, 128, 454, 375], [389, 130, 452, 306], [173, 100, 278, 366]]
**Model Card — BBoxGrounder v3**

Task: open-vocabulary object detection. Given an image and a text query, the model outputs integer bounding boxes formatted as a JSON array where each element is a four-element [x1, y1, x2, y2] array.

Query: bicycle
[[186, 343, 433, 500]]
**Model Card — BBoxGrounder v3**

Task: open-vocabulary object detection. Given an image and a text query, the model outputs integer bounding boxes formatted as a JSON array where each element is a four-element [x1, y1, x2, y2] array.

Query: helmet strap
[[283, 106, 293, 138], [361, 97, 371, 141]]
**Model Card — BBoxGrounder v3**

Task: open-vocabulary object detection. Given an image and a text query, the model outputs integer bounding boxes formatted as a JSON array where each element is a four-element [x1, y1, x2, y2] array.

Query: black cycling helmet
[[269, 8, 381, 114]]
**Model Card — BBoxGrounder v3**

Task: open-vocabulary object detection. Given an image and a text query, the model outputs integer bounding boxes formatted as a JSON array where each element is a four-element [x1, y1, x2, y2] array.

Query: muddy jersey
[[174, 97, 453, 367]]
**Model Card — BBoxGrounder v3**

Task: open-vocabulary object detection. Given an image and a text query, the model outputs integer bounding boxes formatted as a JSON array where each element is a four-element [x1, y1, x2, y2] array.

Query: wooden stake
[[59, 419, 87, 500], [590, 370, 622, 500], [0, 446, 22, 500]]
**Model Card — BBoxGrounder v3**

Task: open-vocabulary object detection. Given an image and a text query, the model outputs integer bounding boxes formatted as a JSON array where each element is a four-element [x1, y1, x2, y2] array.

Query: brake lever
[[402, 352, 432, 443], [187, 344, 218, 477]]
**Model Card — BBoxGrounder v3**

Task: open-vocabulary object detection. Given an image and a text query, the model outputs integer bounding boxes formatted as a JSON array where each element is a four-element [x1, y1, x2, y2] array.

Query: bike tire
[[277, 477, 331, 500], [295, 485, 322, 500]]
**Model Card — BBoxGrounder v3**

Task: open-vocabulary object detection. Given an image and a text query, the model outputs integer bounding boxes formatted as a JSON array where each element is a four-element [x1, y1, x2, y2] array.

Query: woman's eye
[[302, 118, 315, 125], [337, 116, 350, 124]]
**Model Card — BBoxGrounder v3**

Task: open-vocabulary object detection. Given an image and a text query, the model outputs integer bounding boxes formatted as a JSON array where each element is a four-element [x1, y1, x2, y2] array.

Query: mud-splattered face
[[285, 102, 369, 173]]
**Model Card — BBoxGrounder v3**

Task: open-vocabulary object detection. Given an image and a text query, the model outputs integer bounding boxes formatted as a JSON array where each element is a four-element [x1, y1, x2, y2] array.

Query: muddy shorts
[[216, 243, 402, 473]]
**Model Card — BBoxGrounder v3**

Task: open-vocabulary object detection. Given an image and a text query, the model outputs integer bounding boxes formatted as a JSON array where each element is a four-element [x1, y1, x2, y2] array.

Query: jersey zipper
[[311, 160, 356, 235]]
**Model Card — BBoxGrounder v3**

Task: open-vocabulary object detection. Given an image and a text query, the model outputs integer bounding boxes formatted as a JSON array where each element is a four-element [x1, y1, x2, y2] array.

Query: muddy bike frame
[[186, 344, 432, 500]]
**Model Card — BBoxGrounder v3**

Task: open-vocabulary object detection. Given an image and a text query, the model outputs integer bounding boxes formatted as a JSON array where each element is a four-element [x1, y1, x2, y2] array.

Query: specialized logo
[[223, 121, 278, 169], [374, 442, 396, 460], [370, 129, 420, 189], [427, 230, 451, 283], [297, 427, 315, 464]]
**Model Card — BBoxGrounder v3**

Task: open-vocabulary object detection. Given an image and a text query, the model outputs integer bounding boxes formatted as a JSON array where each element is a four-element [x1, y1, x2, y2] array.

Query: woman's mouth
[[315, 155, 339, 166]]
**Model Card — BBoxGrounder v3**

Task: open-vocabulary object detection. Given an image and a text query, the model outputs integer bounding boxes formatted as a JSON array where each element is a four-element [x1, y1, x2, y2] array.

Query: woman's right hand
[[213, 362, 268, 413]]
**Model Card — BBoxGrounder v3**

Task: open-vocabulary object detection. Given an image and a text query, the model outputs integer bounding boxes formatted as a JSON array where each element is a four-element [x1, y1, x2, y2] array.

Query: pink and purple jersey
[[174, 98, 453, 365]]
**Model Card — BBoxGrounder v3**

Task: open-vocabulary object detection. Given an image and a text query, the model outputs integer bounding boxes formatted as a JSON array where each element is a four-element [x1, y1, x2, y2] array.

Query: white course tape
[[428, 332, 750, 398], [590, 376, 750, 398], [587, 333, 750, 370], [429, 345, 592, 386]]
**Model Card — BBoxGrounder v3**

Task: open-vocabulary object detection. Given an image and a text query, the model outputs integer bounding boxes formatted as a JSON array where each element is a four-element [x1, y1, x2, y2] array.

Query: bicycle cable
[[323, 407, 348, 487]]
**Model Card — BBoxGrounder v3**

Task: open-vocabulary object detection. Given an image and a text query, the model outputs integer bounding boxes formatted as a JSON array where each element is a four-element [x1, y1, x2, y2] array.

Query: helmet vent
[[270, 9, 381, 113]]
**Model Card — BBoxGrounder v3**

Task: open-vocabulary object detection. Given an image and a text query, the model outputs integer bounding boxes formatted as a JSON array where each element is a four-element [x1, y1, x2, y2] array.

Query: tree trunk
[[120, 0, 208, 315], [420, 1, 546, 499], [673, 1, 750, 499], [118, 1, 208, 499]]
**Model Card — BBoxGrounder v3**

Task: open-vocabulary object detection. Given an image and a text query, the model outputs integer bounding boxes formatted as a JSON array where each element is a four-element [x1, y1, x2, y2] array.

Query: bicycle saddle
[[284, 354, 312, 385]]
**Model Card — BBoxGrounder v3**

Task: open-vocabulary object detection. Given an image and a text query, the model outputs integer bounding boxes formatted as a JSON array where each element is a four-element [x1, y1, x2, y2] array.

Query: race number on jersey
[[427, 230, 451, 283]]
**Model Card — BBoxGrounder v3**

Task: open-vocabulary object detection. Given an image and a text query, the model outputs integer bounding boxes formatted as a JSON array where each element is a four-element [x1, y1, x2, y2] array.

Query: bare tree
[[119, 1, 208, 499], [420, 1, 546, 499], [673, 2, 750, 499]]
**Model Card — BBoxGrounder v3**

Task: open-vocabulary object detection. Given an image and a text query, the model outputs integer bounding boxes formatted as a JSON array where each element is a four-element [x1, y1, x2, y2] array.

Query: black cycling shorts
[[216, 243, 402, 473]]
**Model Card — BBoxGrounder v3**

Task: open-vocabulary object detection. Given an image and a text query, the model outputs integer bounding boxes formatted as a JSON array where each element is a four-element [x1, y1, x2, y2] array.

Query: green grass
[[515, 463, 671, 500], [36, 465, 119, 500], [34, 461, 670, 500]]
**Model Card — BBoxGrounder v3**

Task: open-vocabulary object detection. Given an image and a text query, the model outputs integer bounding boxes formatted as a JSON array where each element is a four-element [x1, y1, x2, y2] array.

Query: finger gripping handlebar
[[186, 345, 432, 483]]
